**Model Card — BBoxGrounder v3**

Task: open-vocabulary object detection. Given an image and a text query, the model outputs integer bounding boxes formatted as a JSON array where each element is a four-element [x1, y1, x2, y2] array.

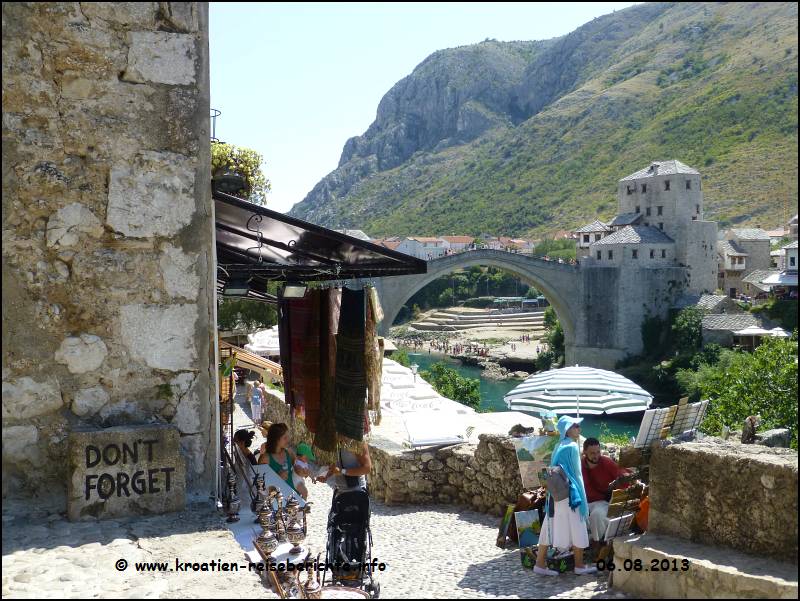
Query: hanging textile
[[288, 289, 321, 428], [314, 287, 341, 453], [278, 298, 295, 409], [334, 287, 367, 450], [364, 286, 382, 426]]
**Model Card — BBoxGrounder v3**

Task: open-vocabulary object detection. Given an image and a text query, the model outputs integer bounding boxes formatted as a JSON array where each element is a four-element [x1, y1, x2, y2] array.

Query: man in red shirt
[[581, 437, 630, 549]]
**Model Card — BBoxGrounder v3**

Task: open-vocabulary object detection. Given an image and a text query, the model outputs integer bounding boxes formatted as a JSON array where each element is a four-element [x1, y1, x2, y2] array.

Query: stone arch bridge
[[354, 249, 686, 369]]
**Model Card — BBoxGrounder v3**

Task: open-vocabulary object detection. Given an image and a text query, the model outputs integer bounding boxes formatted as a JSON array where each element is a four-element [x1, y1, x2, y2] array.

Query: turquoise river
[[403, 349, 641, 441]]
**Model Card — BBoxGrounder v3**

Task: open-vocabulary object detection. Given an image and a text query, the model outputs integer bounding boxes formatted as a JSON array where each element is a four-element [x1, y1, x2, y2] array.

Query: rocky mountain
[[289, 2, 798, 237]]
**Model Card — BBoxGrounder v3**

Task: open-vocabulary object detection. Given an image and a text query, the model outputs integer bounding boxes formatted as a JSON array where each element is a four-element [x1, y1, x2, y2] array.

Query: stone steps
[[611, 533, 798, 599]]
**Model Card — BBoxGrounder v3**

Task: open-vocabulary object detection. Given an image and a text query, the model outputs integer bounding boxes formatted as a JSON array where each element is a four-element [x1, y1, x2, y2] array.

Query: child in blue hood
[[534, 415, 597, 576]]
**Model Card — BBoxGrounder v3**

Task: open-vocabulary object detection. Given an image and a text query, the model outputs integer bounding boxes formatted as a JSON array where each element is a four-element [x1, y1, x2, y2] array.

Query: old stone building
[[716, 228, 772, 297], [575, 160, 719, 295], [2, 3, 215, 502]]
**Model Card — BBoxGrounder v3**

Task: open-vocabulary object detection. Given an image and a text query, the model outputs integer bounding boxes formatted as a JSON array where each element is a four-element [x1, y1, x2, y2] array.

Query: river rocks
[[55, 334, 108, 374]]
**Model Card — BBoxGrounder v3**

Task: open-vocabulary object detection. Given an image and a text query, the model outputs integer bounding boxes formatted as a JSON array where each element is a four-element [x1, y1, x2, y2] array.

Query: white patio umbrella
[[504, 366, 653, 416], [769, 327, 791, 338], [732, 325, 773, 337]]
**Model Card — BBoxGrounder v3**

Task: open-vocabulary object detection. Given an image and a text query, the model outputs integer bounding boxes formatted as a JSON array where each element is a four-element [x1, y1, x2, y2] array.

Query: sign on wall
[[67, 425, 186, 521]]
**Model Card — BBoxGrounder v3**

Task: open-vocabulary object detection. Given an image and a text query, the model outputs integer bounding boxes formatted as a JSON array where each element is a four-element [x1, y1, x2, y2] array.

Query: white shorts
[[538, 498, 589, 551]]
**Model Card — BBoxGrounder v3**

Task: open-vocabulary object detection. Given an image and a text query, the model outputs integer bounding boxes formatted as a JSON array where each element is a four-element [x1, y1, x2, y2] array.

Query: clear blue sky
[[210, 2, 638, 214]]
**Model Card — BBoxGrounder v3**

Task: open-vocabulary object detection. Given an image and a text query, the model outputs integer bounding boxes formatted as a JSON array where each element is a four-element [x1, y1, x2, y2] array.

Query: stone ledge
[[611, 533, 798, 599]]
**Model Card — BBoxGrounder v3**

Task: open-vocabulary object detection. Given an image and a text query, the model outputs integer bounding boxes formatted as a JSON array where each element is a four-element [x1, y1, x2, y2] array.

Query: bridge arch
[[370, 250, 581, 359]]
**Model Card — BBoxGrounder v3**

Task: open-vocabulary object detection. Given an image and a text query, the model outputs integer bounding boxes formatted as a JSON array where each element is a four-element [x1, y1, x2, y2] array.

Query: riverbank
[[391, 312, 545, 376]]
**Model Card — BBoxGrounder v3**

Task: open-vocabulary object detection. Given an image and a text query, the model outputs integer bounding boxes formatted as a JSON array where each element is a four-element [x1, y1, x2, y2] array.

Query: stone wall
[[2, 3, 214, 499], [260, 390, 523, 516], [648, 439, 798, 564]]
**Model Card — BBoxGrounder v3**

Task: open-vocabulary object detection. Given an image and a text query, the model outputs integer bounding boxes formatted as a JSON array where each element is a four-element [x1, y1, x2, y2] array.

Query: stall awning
[[214, 189, 426, 299]]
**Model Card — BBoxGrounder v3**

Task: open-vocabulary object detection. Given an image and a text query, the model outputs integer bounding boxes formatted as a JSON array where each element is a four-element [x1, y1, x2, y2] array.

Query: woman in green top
[[258, 422, 296, 492]]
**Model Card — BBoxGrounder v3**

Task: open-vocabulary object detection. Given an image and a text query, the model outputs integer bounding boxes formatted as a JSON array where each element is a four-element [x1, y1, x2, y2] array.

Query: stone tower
[[617, 160, 718, 293]]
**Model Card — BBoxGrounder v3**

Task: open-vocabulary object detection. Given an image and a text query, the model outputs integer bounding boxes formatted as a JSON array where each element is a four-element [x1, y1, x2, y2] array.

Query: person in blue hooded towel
[[533, 415, 598, 576]]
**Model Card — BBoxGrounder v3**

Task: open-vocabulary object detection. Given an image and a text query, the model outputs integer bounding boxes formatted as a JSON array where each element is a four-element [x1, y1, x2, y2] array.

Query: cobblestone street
[[2, 392, 626, 599]]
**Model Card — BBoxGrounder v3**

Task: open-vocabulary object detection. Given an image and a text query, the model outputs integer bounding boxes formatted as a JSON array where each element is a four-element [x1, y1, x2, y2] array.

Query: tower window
[[632, 249, 638, 259], [657, 206, 663, 216], [696, 204, 700, 214], [692, 216, 697, 221], [664, 180, 670, 191], [596, 250, 601, 260], [595, 234, 602, 241], [641, 184, 647, 193], [608, 250, 613, 260], [635, 206, 641, 213], [627, 185, 634, 195], [646, 207, 652, 216], [661, 249, 667, 258], [686, 180, 692, 190], [658, 223, 664, 230], [650, 249, 655, 259], [583, 234, 590, 243]]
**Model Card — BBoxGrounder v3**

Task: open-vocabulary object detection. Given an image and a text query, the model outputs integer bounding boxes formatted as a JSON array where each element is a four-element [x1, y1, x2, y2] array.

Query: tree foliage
[[670, 307, 704, 354], [693, 335, 798, 448], [211, 142, 271, 205], [217, 298, 277, 331], [419, 362, 481, 409]]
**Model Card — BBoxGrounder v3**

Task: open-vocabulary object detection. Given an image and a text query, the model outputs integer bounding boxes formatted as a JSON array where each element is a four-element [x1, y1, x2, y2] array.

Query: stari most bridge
[[352, 248, 687, 369]]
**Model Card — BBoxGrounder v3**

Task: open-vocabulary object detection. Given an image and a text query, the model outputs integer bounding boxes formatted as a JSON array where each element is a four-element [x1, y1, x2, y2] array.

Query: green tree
[[697, 335, 798, 448], [671, 307, 704, 354], [212, 142, 271, 204], [392, 348, 411, 368], [419, 362, 481, 409], [217, 298, 277, 331]]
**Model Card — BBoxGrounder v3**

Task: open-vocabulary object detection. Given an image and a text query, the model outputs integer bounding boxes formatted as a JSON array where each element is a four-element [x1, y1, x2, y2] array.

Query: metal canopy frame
[[214, 188, 426, 300]]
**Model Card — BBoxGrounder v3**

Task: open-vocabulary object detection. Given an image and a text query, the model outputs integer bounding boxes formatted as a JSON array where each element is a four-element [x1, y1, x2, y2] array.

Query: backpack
[[542, 465, 570, 502]]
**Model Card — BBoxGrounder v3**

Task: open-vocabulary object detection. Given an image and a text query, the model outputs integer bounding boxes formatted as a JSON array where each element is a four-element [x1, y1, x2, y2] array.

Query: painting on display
[[512, 435, 561, 489], [516, 510, 542, 568]]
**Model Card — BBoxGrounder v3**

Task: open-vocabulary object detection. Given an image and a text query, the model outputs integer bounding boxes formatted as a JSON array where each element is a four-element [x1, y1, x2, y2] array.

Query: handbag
[[542, 465, 570, 502]]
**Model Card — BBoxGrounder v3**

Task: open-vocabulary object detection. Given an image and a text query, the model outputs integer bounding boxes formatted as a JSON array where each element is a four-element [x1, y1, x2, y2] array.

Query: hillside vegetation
[[290, 2, 798, 237]]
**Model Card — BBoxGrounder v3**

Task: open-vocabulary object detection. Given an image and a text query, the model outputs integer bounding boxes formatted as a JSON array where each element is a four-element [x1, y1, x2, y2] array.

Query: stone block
[[612, 533, 798, 599], [72, 386, 110, 417], [649, 440, 798, 563], [2, 374, 63, 420], [755, 428, 792, 448], [2, 425, 40, 463], [107, 151, 195, 238], [120, 304, 198, 371], [55, 334, 108, 373], [46, 203, 104, 248], [67, 424, 185, 521], [159, 243, 199, 300], [122, 31, 195, 85]]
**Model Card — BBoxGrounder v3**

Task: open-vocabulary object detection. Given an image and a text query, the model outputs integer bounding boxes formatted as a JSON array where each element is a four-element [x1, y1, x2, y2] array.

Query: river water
[[403, 349, 641, 440]]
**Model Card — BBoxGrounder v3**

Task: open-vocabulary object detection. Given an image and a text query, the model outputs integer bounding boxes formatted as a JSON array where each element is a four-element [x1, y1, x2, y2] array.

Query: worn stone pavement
[[2, 390, 628, 599]]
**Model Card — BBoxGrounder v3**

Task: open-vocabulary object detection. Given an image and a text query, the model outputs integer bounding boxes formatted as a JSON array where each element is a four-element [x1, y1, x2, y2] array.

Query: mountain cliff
[[289, 2, 798, 236]]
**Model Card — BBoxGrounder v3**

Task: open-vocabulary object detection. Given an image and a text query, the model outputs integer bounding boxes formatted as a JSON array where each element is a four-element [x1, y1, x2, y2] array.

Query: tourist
[[319, 440, 371, 494], [534, 415, 596, 576], [250, 380, 263, 424], [258, 422, 298, 494], [292, 442, 316, 500], [233, 429, 258, 465], [581, 437, 631, 551]]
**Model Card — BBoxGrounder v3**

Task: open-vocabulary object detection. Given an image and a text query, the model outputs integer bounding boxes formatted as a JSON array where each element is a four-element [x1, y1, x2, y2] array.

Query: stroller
[[322, 488, 380, 598]]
